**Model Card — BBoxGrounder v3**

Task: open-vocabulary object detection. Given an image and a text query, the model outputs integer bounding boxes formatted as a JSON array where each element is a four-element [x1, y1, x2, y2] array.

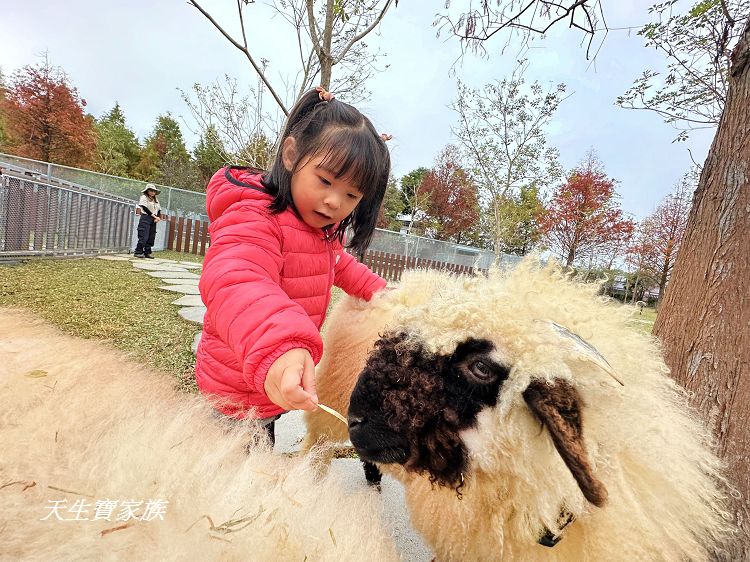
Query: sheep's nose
[[348, 415, 364, 430]]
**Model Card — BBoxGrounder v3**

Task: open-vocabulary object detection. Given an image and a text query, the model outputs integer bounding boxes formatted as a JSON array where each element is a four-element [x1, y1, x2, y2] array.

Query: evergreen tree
[[193, 124, 226, 187], [93, 103, 141, 176], [134, 113, 199, 189], [377, 175, 405, 231]]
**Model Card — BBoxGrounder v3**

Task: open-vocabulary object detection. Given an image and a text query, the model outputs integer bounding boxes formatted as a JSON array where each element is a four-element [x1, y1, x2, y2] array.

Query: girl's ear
[[281, 137, 297, 172]]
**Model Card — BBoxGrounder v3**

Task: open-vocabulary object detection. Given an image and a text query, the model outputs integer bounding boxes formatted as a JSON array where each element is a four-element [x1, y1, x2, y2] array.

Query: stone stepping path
[[161, 278, 199, 285], [147, 270, 201, 280], [101, 254, 206, 329], [98, 252, 433, 562], [172, 294, 203, 306], [159, 284, 201, 294]]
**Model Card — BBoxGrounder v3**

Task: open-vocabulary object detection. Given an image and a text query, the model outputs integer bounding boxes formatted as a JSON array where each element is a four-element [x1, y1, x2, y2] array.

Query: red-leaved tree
[[420, 145, 480, 243], [540, 153, 634, 267], [628, 171, 693, 301], [3, 57, 96, 167]]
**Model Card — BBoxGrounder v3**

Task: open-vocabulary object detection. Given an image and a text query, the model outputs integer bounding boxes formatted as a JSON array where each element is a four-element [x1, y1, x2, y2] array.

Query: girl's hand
[[264, 348, 318, 411]]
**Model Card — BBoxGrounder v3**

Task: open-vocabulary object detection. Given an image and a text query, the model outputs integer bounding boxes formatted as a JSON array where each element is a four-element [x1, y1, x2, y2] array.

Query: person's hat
[[142, 183, 161, 194]]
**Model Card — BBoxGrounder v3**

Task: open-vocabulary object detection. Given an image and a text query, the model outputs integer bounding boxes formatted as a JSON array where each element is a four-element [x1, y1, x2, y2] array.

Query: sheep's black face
[[348, 332, 509, 489]]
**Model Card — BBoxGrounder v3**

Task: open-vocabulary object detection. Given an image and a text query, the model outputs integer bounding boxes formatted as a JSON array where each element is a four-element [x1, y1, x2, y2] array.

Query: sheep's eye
[[468, 360, 495, 382]]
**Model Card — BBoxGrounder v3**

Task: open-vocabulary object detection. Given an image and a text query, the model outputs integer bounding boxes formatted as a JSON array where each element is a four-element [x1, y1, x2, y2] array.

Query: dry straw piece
[[317, 403, 347, 425]]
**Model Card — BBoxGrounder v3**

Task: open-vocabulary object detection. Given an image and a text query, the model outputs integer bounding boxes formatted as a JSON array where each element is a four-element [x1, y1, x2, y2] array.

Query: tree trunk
[[565, 244, 576, 268], [658, 255, 670, 303], [653, 18, 750, 559], [319, 57, 333, 90]]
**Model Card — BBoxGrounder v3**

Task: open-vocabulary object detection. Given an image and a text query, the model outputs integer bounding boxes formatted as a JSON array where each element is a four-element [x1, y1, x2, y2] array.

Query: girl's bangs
[[312, 128, 384, 198]]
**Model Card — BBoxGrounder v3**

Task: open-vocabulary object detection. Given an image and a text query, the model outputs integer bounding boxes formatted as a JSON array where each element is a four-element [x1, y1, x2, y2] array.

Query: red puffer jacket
[[196, 167, 386, 419]]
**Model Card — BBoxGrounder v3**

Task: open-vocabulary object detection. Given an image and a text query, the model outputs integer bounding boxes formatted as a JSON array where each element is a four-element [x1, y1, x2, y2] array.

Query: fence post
[[199, 220, 209, 256], [175, 217, 185, 253], [191, 219, 200, 255]]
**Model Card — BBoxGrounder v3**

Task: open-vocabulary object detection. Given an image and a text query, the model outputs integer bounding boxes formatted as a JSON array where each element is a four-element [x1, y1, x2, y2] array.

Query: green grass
[[0, 251, 203, 392], [0, 250, 345, 393], [626, 304, 658, 334]]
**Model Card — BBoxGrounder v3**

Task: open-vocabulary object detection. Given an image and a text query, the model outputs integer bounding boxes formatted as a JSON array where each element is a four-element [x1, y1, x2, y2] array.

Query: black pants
[[134, 215, 157, 255]]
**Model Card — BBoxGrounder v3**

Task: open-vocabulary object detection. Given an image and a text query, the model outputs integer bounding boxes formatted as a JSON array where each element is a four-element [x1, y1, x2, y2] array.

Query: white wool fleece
[[0, 309, 398, 562], [306, 258, 735, 562]]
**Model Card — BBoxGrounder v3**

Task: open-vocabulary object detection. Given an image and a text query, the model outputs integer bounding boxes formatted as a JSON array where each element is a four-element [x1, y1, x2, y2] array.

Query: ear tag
[[541, 320, 624, 386]]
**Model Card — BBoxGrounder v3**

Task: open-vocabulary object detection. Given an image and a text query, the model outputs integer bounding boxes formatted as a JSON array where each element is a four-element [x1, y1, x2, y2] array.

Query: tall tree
[[377, 174, 405, 231], [451, 60, 566, 258], [0, 68, 10, 151], [419, 145, 480, 242], [2, 57, 95, 167], [625, 226, 661, 304], [617, 0, 749, 140], [631, 171, 693, 301], [654, 20, 750, 557], [399, 167, 430, 235], [495, 183, 545, 256], [539, 152, 634, 268], [193, 124, 227, 187], [187, 0, 397, 114], [93, 103, 141, 176], [134, 113, 199, 190], [181, 75, 279, 170]]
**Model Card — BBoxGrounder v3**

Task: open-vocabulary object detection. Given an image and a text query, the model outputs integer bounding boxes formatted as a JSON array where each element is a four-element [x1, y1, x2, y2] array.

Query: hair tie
[[316, 86, 334, 102], [380, 133, 393, 142]]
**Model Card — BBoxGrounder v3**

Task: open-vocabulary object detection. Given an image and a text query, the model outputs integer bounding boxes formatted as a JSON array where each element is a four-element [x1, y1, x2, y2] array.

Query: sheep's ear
[[522, 379, 608, 507]]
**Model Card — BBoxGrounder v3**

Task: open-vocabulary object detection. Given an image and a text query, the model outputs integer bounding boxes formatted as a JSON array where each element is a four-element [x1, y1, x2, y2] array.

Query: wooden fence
[[359, 250, 478, 281], [166, 216, 210, 256], [166, 218, 480, 280]]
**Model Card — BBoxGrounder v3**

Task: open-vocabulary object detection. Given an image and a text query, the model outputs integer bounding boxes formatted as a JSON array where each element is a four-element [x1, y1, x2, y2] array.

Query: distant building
[[611, 275, 660, 301]]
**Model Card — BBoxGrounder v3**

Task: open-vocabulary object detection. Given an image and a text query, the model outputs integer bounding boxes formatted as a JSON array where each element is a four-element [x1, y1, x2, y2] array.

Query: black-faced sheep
[[0, 308, 398, 561], [304, 261, 735, 561]]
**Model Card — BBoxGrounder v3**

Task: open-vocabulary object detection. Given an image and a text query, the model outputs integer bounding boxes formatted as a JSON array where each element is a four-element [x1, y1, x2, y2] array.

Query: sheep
[[0, 308, 398, 562], [304, 260, 736, 561]]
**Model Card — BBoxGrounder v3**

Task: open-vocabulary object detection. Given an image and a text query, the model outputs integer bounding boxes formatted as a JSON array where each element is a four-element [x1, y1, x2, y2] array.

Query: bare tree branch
[[335, 0, 396, 64], [305, 0, 323, 58], [187, 0, 290, 115], [436, 0, 605, 59]]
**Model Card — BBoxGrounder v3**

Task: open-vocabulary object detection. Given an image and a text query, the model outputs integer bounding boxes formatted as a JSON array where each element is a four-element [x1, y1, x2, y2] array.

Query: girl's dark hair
[[262, 88, 391, 254]]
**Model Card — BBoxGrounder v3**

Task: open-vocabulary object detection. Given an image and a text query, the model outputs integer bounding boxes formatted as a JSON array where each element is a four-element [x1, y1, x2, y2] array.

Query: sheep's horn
[[522, 379, 608, 507], [539, 320, 624, 386]]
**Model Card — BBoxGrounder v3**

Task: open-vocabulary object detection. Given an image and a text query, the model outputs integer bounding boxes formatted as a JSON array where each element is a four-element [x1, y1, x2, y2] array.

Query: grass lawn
[[0, 250, 347, 393], [0, 250, 203, 392], [626, 304, 658, 334]]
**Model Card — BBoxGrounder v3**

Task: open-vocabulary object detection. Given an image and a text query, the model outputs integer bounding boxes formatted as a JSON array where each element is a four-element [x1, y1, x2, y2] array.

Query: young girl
[[195, 87, 390, 445], [134, 184, 163, 258]]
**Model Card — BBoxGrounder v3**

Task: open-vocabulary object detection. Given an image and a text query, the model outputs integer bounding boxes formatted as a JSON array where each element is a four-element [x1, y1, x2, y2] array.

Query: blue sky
[[0, 1, 714, 220]]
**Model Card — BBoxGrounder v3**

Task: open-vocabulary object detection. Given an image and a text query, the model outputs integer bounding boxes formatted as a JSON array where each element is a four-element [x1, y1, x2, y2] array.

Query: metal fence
[[0, 153, 207, 217], [368, 229, 508, 269], [0, 173, 134, 256]]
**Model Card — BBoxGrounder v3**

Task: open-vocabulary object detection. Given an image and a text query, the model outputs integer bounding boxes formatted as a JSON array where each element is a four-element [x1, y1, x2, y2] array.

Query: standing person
[[134, 184, 162, 259], [196, 87, 391, 446]]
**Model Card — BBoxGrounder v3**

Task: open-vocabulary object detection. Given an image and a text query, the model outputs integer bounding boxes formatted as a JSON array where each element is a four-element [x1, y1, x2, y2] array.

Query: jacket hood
[[206, 167, 273, 222]]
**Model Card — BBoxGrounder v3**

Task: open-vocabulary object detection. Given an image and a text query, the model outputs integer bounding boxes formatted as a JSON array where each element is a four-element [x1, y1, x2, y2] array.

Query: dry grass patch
[[0, 253, 201, 391]]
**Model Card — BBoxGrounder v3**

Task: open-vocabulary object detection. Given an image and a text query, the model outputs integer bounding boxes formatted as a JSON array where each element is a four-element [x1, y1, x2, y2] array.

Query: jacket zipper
[[321, 227, 334, 328]]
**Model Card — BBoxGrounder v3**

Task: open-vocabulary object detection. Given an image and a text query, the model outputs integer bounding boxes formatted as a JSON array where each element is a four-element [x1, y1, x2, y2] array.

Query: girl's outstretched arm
[[333, 250, 387, 300]]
